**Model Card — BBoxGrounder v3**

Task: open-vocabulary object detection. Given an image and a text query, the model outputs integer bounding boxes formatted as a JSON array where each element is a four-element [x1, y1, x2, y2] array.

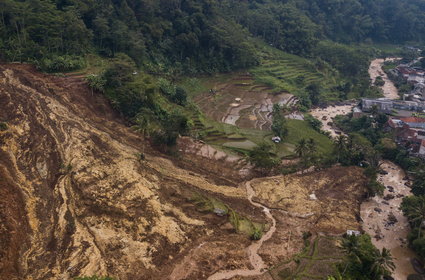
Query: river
[[361, 161, 417, 279], [312, 58, 417, 279]]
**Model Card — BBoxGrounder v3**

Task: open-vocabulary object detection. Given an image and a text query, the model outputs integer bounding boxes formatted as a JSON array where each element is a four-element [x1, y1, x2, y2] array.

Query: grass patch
[[275, 119, 333, 157], [192, 112, 333, 158], [191, 193, 264, 239]]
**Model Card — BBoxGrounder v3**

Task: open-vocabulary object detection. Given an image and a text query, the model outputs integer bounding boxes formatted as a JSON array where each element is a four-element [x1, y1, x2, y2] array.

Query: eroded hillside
[[0, 65, 367, 280]]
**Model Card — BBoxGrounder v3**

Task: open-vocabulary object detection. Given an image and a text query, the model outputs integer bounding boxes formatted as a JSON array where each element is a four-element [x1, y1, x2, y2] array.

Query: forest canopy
[[1, 0, 425, 73]]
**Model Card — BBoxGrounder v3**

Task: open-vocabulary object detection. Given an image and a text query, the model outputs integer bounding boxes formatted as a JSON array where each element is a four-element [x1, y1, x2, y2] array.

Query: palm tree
[[133, 109, 156, 155], [371, 248, 395, 277], [341, 235, 361, 260], [295, 138, 308, 158], [340, 235, 362, 274], [406, 196, 425, 239], [334, 135, 347, 162], [307, 138, 317, 153]]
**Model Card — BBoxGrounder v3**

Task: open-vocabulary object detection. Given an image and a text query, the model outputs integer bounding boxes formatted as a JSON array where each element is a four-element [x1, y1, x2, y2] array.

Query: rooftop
[[399, 117, 425, 123]]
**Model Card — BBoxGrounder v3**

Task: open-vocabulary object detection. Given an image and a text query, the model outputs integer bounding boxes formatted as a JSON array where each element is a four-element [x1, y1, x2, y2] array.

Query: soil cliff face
[[0, 64, 261, 280]]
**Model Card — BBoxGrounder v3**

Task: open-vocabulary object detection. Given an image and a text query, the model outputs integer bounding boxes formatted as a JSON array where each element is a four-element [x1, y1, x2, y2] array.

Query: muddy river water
[[312, 58, 417, 279], [361, 161, 417, 279]]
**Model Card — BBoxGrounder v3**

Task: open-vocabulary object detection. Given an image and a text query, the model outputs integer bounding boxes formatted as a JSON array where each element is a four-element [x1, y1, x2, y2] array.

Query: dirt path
[[369, 58, 400, 100], [207, 182, 277, 280], [360, 161, 416, 279]]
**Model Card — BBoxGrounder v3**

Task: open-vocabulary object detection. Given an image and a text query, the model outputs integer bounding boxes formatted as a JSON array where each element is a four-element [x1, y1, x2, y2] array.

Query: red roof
[[399, 117, 425, 123]]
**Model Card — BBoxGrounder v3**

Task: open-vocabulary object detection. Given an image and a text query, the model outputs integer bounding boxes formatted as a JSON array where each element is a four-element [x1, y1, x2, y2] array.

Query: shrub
[[305, 114, 322, 132], [38, 55, 86, 73], [86, 74, 106, 92], [248, 143, 279, 173], [251, 227, 263, 240], [0, 122, 7, 131]]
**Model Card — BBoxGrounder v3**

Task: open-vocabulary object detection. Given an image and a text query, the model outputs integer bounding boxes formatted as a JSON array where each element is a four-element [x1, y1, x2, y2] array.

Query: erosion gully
[[207, 182, 277, 280]]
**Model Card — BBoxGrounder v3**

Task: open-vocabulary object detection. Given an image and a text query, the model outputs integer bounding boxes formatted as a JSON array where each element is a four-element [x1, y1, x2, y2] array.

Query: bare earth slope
[[0, 64, 369, 280], [0, 64, 265, 280]]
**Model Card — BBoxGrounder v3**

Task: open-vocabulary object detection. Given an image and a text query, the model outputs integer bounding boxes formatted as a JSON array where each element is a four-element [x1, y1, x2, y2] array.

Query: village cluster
[[357, 60, 425, 158]]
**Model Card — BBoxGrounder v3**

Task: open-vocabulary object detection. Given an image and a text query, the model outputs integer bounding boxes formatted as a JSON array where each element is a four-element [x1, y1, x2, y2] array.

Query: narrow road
[[207, 182, 277, 280]]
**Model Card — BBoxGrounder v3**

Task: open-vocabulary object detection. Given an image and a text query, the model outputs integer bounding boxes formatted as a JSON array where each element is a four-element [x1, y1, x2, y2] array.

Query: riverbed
[[369, 58, 400, 100], [311, 58, 417, 279], [361, 161, 417, 279]]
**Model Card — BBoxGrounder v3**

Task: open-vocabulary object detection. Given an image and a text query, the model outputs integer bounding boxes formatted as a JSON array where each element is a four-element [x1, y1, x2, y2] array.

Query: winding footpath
[[207, 182, 277, 280]]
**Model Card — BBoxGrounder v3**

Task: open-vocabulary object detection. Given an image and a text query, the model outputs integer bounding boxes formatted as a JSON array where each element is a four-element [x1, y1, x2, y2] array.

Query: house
[[362, 98, 393, 113], [393, 100, 425, 111], [361, 98, 425, 114], [386, 116, 425, 154], [398, 117, 425, 129], [412, 83, 425, 99]]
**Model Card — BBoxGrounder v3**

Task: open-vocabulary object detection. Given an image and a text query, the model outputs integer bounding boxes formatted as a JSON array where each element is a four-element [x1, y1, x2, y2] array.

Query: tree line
[[2, 0, 425, 74]]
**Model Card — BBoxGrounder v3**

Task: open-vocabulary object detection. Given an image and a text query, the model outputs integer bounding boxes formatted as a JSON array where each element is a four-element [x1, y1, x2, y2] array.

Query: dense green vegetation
[[2, 0, 425, 74], [88, 58, 193, 150], [338, 234, 394, 280], [1, 0, 259, 73]]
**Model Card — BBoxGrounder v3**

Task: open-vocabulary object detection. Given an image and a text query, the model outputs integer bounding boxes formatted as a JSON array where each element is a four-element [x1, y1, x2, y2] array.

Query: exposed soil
[[0, 64, 263, 280], [0, 64, 377, 280], [207, 182, 277, 280]]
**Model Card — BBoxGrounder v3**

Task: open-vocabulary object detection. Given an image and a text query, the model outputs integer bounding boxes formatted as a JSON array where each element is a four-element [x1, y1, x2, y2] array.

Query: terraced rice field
[[251, 49, 339, 101], [194, 73, 298, 131]]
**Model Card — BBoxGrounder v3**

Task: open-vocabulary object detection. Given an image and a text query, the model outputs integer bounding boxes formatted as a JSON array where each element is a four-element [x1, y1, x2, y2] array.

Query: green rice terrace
[[251, 46, 340, 101], [185, 50, 335, 157]]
